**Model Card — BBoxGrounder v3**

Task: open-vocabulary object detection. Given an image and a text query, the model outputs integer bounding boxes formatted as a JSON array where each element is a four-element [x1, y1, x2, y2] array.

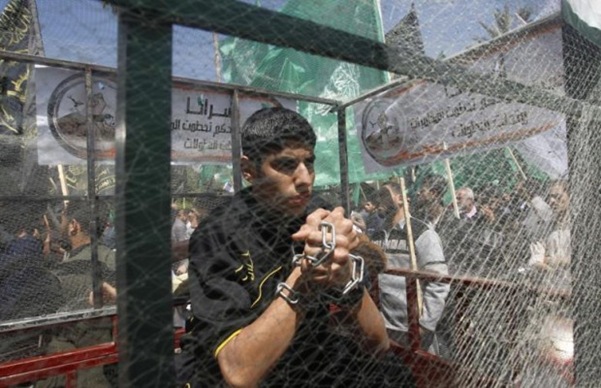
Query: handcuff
[[276, 221, 366, 309]]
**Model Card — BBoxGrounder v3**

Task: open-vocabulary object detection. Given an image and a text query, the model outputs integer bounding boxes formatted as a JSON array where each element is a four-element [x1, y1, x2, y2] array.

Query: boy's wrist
[[325, 285, 365, 310]]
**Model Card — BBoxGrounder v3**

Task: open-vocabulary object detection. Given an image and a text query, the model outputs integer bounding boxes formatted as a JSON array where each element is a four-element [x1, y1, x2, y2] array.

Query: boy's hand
[[292, 207, 359, 289]]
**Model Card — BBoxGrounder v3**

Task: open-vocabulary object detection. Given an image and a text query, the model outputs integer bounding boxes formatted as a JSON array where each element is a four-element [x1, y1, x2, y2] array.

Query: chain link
[[286, 221, 365, 303], [341, 253, 365, 295], [292, 221, 336, 267], [276, 282, 301, 305]]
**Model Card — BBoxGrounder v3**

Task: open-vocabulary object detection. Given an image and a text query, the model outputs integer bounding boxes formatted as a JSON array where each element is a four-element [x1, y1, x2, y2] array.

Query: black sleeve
[[187, 219, 258, 359]]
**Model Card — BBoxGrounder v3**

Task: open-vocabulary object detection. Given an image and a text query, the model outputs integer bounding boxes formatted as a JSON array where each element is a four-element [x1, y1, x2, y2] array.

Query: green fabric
[[0, 0, 33, 135], [220, 1, 556, 189], [220, 0, 396, 186], [562, 0, 601, 48]]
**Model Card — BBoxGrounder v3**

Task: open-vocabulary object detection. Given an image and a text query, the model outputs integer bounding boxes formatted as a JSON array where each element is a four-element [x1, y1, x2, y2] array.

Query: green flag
[[0, 0, 35, 135], [220, 0, 394, 186], [562, 0, 601, 48]]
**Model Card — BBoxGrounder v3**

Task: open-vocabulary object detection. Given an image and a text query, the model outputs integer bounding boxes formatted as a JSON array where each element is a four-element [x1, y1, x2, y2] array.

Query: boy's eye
[[271, 156, 315, 174], [272, 158, 300, 173]]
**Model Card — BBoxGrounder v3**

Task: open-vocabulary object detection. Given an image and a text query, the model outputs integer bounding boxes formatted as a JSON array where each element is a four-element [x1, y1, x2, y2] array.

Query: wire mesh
[[0, 0, 599, 387]]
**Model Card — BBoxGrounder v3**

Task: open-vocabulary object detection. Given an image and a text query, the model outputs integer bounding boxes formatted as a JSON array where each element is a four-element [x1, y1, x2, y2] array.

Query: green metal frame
[[105, 0, 597, 117], [114, 10, 175, 386], [103, 0, 601, 385]]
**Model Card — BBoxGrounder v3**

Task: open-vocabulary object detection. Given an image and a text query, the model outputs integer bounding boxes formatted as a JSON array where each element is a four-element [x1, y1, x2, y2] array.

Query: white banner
[[36, 67, 295, 165], [355, 25, 567, 174], [356, 80, 563, 172]]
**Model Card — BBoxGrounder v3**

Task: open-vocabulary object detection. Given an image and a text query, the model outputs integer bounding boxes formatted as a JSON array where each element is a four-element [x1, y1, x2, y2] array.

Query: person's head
[[176, 209, 188, 222], [376, 182, 403, 219], [171, 203, 179, 221], [417, 174, 447, 208], [414, 174, 447, 222], [240, 107, 317, 217], [547, 180, 569, 216], [187, 208, 202, 228], [456, 187, 475, 215], [4, 202, 46, 237], [362, 200, 376, 214], [478, 185, 501, 211], [62, 200, 109, 247], [515, 178, 546, 202]]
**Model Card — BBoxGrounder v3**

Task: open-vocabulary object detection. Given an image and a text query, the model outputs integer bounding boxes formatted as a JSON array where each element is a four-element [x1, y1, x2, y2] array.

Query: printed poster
[[36, 66, 295, 165]]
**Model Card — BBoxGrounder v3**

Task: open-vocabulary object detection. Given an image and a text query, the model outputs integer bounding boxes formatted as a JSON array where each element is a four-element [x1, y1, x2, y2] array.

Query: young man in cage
[[372, 177, 450, 355], [179, 107, 414, 387]]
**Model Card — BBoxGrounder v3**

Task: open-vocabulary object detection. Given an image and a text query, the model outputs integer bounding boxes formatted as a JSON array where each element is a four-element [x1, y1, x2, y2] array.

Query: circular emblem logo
[[361, 97, 415, 166], [47, 74, 116, 159]]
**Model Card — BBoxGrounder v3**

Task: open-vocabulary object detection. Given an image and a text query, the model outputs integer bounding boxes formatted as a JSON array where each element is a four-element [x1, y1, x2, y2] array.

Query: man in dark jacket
[[180, 107, 412, 387]]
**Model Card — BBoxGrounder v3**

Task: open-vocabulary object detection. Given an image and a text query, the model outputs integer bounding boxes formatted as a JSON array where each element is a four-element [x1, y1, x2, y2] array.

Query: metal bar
[[385, 268, 571, 299], [167, 192, 232, 198], [405, 274, 421, 352], [0, 328, 187, 386], [114, 10, 175, 386], [0, 344, 118, 385], [65, 371, 77, 388], [336, 109, 350, 212], [0, 307, 116, 333], [0, 50, 337, 106], [330, 77, 407, 112], [84, 67, 103, 309], [231, 89, 242, 192], [0, 194, 115, 201], [102, 0, 593, 118], [0, 50, 116, 72], [446, 13, 562, 64], [0, 326, 185, 386], [171, 77, 337, 105]]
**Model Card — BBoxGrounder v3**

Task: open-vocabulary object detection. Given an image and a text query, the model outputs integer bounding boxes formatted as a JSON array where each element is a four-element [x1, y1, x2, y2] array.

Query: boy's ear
[[241, 155, 256, 183]]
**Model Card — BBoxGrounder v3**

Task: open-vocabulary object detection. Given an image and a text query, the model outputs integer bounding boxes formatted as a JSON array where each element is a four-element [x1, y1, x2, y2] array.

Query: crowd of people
[[350, 174, 572, 380], [0, 107, 572, 386], [353, 176, 570, 282], [0, 200, 118, 386]]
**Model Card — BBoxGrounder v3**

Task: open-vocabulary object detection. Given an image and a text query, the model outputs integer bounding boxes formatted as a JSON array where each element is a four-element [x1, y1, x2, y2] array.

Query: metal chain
[[292, 221, 336, 267], [341, 253, 365, 295], [276, 282, 300, 305], [284, 221, 366, 302]]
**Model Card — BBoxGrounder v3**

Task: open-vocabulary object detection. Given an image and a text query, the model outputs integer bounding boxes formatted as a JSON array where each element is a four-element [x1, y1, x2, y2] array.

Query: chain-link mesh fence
[[1, 0, 600, 387]]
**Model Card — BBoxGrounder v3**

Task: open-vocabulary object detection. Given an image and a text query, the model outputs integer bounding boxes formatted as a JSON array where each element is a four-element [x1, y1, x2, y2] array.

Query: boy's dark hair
[[241, 107, 316, 161]]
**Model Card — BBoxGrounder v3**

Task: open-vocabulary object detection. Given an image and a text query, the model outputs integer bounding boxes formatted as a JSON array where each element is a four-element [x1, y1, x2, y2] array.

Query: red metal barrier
[[0, 269, 571, 387], [0, 315, 185, 388]]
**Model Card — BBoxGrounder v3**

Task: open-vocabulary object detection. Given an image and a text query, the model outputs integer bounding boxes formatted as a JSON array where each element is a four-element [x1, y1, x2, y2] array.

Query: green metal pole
[[114, 9, 175, 386]]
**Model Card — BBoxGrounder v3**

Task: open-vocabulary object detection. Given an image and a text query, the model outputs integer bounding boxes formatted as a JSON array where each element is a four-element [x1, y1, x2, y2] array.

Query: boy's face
[[244, 141, 315, 217]]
